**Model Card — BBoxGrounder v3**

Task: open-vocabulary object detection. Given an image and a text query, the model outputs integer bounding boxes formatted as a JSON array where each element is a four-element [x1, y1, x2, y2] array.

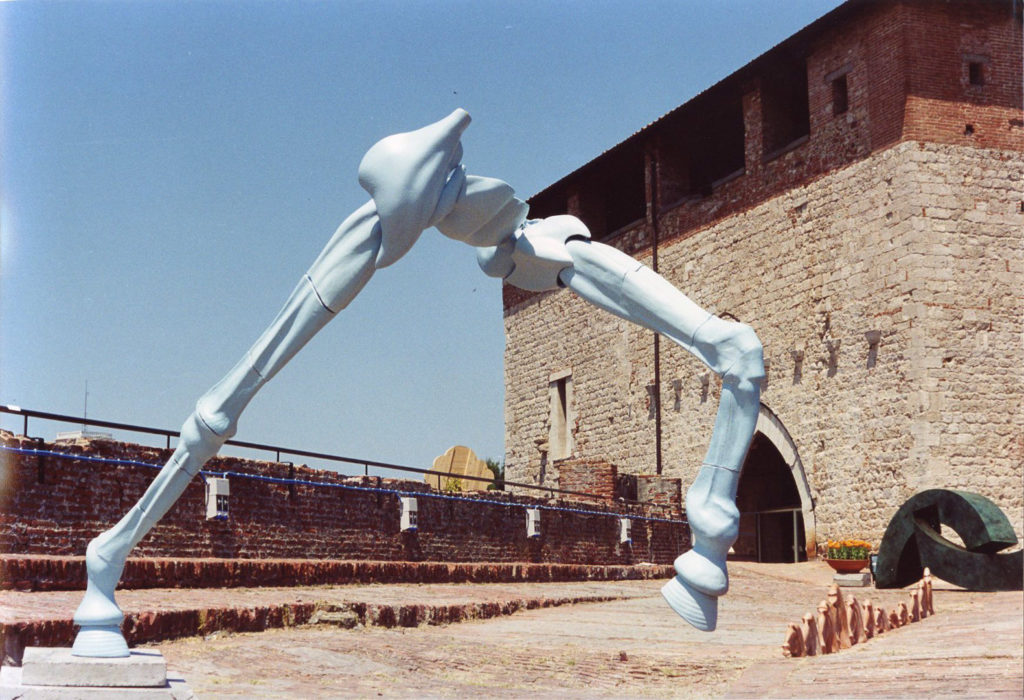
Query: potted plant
[[825, 539, 871, 573]]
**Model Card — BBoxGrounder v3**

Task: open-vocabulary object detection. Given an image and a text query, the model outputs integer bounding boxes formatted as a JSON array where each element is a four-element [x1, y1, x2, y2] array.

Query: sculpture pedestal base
[[0, 648, 194, 699], [833, 572, 872, 588]]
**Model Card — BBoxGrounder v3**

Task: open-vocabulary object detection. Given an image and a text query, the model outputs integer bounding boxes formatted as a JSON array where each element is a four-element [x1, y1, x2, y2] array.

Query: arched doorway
[[732, 405, 816, 562]]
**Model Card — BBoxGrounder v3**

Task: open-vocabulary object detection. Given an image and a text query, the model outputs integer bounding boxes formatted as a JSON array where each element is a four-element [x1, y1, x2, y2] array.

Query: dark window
[[527, 189, 567, 221], [761, 55, 811, 157], [655, 90, 745, 201], [832, 74, 849, 116], [574, 146, 646, 240], [689, 92, 746, 195], [968, 61, 984, 86], [601, 149, 646, 234]]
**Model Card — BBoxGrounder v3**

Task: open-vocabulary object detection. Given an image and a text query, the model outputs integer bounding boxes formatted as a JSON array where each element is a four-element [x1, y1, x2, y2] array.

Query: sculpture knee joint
[[719, 323, 765, 390], [177, 411, 231, 476], [436, 174, 528, 249], [476, 215, 591, 292]]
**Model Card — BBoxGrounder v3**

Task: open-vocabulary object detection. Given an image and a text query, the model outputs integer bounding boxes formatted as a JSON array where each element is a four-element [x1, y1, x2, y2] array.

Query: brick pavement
[[0, 577, 663, 663], [150, 562, 1021, 698], [2, 561, 1020, 697]]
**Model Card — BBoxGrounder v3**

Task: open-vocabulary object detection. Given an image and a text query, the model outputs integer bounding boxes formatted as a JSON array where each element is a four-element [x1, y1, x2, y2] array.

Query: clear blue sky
[[1, 0, 844, 474]]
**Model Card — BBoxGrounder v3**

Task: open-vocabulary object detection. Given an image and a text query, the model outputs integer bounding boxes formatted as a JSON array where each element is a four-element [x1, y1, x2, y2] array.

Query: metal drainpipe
[[649, 149, 663, 476]]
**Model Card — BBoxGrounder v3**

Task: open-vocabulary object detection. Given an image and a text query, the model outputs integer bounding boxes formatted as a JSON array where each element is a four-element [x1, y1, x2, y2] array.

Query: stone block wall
[[503, 1, 1023, 549], [0, 433, 688, 567], [503, 140, 1023, 546]]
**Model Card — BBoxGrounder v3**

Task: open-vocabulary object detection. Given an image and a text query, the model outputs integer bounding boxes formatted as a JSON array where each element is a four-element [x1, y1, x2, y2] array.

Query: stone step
[[833, 572, 872, 587], [2, 587, 639, 666], [1, 555, 672, 592]]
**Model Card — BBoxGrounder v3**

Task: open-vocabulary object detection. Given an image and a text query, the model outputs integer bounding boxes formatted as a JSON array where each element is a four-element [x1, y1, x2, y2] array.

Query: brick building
[[503, 0, 1023, 561]]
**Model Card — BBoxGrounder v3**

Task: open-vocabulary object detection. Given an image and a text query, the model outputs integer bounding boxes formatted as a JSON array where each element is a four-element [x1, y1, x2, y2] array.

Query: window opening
[[831, 74, 849, 116], [761, 56, 811, 157], [968, 61, 984, 86], [548, 373, 573, 460], [694, 93, 745, 196], [527, 189, 568, 221], [576, 147, 646, 240]]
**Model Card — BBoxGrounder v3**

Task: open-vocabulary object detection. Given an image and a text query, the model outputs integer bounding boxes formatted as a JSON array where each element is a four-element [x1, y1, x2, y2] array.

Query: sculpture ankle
[[684, 468, 741, 543], [673, 465, 740, 597], [662, 488, 737, 631], [77, 540, 126, 623]]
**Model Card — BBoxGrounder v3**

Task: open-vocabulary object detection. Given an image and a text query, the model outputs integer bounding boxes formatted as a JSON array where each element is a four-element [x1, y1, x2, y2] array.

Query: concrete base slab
[[21, 647, 166, 687], [1, 667, 194, 699], [834, 572, 872, 587], [1, 648, 194, 699]]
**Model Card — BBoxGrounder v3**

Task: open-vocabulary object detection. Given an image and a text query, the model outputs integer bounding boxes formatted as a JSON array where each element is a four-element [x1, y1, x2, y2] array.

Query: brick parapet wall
[[557, 458, 616, 502], [901, 0, 1023, 152], [502, 140, 1023, 546], [636, 476, 682, 521], [0, 432, 688, 567]]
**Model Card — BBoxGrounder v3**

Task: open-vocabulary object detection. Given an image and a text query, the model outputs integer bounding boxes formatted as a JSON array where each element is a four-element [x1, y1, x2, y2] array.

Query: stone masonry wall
[[0, 432, 688, 566], [503, 140, 1023, 546]]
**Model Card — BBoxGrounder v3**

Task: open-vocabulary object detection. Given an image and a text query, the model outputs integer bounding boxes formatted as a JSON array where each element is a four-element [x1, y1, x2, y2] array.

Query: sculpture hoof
[[72, 625, 130, 658], [661, 574, 718, 632]]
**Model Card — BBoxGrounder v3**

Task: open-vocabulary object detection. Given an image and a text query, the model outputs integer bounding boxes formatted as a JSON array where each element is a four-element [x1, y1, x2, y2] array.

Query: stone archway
[[733, 404, 816, 562]]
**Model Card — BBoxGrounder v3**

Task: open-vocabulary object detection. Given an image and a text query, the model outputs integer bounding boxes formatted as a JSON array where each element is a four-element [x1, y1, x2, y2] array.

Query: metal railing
[[0, 404, 665, 509]]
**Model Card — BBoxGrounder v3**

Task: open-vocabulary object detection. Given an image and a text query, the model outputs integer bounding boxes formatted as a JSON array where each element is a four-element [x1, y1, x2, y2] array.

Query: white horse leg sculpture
[[561, 242, 762, 631], [476, 219, 763, 632], [72, 109, 473, 657], [72, 109, 761, 657]]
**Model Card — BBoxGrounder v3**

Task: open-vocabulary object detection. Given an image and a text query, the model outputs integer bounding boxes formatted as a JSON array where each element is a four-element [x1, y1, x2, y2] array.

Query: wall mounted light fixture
[[400, 496, 418, 532], [205, 477, 229, 520]]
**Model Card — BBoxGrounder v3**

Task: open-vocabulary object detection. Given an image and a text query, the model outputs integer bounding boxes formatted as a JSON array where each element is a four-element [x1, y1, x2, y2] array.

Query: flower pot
[[826, 558, 869, 574]]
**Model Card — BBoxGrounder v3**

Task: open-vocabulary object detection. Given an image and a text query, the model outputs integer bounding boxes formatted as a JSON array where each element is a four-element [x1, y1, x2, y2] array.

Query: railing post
[[756, 512, 762, 563], [792, 509, 800, 563], [32, 437, 45, 484]]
